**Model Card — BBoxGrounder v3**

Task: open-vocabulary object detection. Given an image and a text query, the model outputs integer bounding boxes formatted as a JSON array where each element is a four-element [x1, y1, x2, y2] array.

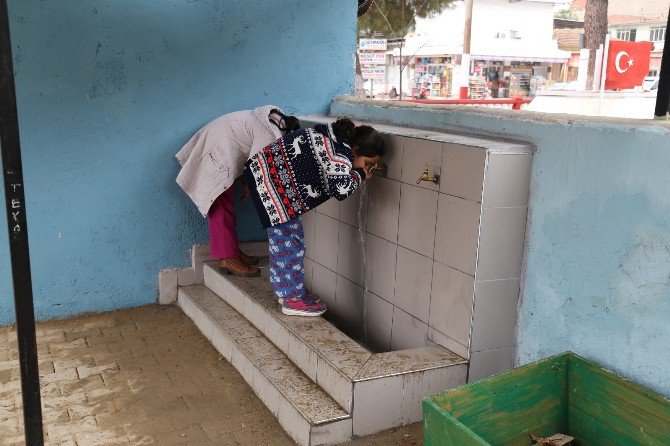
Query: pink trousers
[[208, 187, 240, 259]]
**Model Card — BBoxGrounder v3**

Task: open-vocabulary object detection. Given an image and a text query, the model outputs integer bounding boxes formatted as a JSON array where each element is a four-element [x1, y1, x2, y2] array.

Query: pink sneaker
[[281, 295, 326, 317], [278, 292, 320, 305]]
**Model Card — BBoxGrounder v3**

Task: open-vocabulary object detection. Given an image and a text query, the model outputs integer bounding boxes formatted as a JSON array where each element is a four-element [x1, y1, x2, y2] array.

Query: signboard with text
[[361, 66, 386, 80], [359, 38, 387, 51], [358, 52, 386, 65]]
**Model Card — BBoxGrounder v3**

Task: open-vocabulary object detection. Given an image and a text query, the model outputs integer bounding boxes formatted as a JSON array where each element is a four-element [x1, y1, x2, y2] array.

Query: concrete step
[[202, 262, 469, 436], [177, 285, 352, 446]]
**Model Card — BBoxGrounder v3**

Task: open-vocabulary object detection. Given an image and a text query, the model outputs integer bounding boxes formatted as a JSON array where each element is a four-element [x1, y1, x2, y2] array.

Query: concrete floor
[[0, 305, 423, 446]]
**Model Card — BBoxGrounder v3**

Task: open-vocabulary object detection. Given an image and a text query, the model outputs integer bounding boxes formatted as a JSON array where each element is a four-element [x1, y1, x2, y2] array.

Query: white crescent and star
[[615, 51, 634, 73]]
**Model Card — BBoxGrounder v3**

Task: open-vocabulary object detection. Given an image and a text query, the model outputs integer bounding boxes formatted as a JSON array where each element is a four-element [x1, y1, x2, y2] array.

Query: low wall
[[330, 96, 670, 396]]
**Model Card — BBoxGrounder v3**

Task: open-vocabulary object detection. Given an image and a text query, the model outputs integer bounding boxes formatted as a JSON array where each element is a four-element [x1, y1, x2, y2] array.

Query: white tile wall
[[476, 206, 528, 281], [440, 144, 486, 202], [400, 365, 467, 425], [337, 222, 365, 287], [303, 257, 314, 292], [366, 177, 401, 243], [352, 375, 404, 436], [340, 187, 368, 229], [302, 211, 316, 260], [335, 276, 364, 340], [482, 154, 532, 208], [391, 307, 428, 351], [401, 138, 442, 192], [429, 262, 475, 347], [470, 279, 520, 352], [468, 347, 514, 382], [394, 247, 433, 324], [364, 234, 397, 304], [318, 197, 340, 220], [313, 213, 339, 272], [427, 327, 469, 360], [380, 134, 404, 181], [397, 184, 439, 258], [303, 131, 530, 370], [311, 262, 337, 311], [434, 195, 482, 276], [363, 291, 393, 353]]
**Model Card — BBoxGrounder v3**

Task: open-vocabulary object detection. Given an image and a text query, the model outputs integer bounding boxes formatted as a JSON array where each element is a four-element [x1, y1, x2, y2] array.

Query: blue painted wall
[[0, 0, 356, 324], [331, 98, 670, 397]]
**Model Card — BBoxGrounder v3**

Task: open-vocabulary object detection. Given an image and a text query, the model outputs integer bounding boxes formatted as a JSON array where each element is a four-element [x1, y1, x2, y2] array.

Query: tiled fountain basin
[[299, 115, 533, 380], [201, 262, 467, 436]]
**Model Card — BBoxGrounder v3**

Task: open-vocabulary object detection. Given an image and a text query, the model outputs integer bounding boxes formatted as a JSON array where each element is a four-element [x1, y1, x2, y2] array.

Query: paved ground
[[0, 305, 423, 446]]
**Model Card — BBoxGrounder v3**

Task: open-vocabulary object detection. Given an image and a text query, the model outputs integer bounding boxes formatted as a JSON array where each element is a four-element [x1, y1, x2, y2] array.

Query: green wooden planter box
[[423, 352, 670, 446]]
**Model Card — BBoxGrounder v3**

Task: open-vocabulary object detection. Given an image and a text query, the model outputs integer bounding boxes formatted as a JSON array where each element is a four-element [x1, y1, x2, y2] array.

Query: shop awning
[[471, 39, 571, 63], [387, 39, 461, 58]]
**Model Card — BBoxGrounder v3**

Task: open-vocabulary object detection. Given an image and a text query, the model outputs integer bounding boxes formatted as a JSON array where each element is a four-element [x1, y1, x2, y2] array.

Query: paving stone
[[0, 305, 423, 446], [154, 423, 210, 445], [53, 356, 95, 373], [77, 363, 119, 380]]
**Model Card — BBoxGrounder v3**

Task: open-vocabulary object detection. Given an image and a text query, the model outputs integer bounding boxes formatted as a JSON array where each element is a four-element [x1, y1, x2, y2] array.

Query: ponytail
[[270, 109, 301, 133], [332, 117, 355, 143]]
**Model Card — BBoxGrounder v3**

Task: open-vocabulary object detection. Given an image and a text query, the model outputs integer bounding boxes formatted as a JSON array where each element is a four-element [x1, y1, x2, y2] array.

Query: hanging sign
[[359, 52, 386, 65], [361, 66, 386, 80], [359, 38, 387, 51]]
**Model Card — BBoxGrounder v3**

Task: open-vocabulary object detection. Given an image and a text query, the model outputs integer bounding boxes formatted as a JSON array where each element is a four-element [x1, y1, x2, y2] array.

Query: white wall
[[472, 0, 555, 43]]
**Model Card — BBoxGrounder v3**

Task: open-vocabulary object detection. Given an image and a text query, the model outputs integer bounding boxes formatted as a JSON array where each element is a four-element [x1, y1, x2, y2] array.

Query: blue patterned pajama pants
[[268, 218, 305, 300]]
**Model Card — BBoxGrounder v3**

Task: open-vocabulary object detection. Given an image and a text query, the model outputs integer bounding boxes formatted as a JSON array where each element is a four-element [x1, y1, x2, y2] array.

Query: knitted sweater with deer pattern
[[244, 123, 366, 229]]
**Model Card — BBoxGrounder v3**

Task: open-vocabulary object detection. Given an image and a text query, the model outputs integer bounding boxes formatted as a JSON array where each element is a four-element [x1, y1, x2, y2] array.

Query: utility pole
[[654, 7, 670, 119], [460, 0, 474, 99], [0, 1, 45, 444], [399, 44, 403, 99]]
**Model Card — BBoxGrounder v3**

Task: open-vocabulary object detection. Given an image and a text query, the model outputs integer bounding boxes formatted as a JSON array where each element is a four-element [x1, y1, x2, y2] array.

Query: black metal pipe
[[654, 8, 670, 118], [0, 1, 45, 444]]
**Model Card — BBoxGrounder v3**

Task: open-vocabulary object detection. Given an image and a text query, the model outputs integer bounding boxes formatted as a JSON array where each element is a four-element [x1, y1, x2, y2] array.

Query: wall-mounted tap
[[416, 164, 439, 185], [370, 162, 387, 177]]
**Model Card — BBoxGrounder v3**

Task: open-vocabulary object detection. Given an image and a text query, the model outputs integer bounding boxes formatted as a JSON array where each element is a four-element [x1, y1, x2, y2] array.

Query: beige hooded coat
[[175, 105, 284, 216]]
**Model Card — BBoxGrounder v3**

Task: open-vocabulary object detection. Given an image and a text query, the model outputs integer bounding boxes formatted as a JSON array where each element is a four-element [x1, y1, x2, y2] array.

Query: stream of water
[[357, 183, 370, 348]]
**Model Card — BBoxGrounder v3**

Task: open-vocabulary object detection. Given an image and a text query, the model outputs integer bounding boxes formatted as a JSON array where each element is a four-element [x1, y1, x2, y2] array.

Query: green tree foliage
[[358, 0, 455, 38], [554, 8, 578, 20]]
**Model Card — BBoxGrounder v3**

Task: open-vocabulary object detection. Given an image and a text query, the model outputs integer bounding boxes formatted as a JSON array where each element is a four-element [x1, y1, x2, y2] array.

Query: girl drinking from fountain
[[175, 106, 300, 277], [244, 118, 385, 317]]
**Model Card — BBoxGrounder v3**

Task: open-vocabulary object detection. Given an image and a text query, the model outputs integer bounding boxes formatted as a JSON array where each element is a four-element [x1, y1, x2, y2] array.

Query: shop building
[[384, 0, 568, 99]]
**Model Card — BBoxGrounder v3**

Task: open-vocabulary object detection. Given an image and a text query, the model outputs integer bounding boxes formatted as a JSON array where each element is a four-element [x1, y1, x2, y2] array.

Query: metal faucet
[[369, 162, 387, 176], [416, 164, 439, 185]]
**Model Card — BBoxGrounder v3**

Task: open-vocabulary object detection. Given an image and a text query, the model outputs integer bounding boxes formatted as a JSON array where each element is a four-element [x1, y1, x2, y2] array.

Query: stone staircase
[[160, 245, 467, 445]]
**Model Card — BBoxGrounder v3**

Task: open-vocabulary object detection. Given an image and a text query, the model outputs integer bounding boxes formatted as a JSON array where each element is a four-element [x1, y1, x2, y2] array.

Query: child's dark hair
[[270, 109, 301, 133], [332, 117, 385, 157], [351, 125, 385, 157], [332, 117, 356, 142]]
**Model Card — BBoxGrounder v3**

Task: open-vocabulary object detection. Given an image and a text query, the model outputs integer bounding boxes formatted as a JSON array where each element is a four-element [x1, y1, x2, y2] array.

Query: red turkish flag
[[605, 39, 654, 90]]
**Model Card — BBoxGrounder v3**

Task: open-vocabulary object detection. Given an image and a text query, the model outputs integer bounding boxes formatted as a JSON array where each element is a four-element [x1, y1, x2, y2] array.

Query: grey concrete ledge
[[331, 95, 670, 130]]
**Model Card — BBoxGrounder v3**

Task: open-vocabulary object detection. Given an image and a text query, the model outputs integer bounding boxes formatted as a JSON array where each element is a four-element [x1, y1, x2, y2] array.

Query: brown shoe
[[218, 257, 261, 277], [239, 250, 260, 266]]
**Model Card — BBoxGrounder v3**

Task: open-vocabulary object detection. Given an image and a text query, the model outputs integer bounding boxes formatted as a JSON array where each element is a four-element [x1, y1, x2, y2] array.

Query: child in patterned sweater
[[244, 118, 385, 316]]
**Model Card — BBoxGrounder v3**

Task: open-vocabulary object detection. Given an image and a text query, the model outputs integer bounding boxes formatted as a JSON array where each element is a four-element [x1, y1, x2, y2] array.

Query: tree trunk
[[355, 51, 366, 97], [584, 0, 608, 90]]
